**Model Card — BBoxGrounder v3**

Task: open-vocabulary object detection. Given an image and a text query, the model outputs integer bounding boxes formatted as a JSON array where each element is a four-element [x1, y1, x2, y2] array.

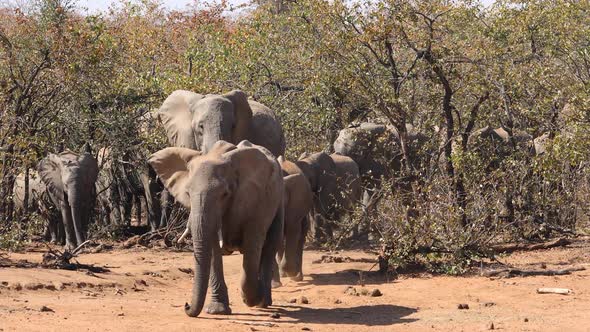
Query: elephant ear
[[157, 90, 203, 149], [223, 90, 252, 144], [38, 153, 65, 201], [148, 147, 202, 208], [209, 140, 237, 157]]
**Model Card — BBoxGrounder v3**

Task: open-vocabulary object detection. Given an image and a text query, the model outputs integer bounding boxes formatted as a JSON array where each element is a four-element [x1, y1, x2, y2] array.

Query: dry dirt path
[[1, 240, 590, 332]]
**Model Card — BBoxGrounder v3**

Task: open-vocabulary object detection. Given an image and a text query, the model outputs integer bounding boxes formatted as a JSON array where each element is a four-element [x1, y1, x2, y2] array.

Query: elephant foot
[[289, 272, 303, 282], [271, 280, 282, 289], [205, 301, 232, 315]]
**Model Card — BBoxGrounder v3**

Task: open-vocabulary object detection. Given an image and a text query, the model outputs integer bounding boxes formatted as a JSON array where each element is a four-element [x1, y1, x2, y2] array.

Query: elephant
[[157, 89, 286, 156], [148, 140, 285, 317], [286, 151, 361, 242], [273, 156, 313, 286], [333, 122, 428, 212], [38, 145, 99, 249]]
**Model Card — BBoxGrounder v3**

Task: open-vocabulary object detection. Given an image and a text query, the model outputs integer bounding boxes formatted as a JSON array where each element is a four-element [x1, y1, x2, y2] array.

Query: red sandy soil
[[1, 238, 589, 332]]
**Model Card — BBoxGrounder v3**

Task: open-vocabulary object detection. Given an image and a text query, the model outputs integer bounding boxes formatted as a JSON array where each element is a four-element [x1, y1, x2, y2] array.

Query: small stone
[[270, 312, 280, 319], [484, 302, 495, 307], [39, 306, 54, 313], [359, 288, 369, 296], [302, 328, 311, 331], [118, 312, 125, 317], [288, 298, 297, 303], [54, 282, 65, 291], [370, 289, 382, 297], [135, 279, 148, 286], [458, 304, 469, 310], [299, 296, 309, 304], [488, 322, 494, 330], [44, 284, 56, 291], [524, 318, 529, 322], [334, 299, 342, 304], [344, 286, 357, 296], [12, 283, 22, 291], [76, 282, 87, 288]]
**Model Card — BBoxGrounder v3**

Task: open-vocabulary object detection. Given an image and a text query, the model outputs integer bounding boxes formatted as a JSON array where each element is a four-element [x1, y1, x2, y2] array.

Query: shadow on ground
[[206, 304, 417, 326]]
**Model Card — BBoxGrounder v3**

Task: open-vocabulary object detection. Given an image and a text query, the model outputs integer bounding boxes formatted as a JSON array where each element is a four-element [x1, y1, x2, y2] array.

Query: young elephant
[[273, 157, 313, 286], [148, 140, 284, 318], [38, 146, 99, 249]]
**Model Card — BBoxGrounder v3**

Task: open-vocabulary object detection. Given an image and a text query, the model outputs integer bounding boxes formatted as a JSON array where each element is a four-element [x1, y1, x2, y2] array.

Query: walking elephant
[[148, 140, 285, 317], [157, 89, 286, 156], [273, 156, 314, 286], [285, 152, 361, 242], [38, 145, 99, 249]]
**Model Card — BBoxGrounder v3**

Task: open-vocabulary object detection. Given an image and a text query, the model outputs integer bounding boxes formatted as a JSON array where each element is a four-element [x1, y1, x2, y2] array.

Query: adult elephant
[[285, 152, 361, 242], [157, 89, 286, 156], [273, 156, 313, 286], [333, 122, 428, 211], [38, 145, 99, 249], [148, 140, 285, 317]]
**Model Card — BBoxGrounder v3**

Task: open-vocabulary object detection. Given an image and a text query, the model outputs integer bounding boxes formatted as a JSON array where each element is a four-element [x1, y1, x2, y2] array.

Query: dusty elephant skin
[[156, 89, 286, 157], [274, 157, 314, 286], [37, 146, 99, 249], [148, 140, 284, 317], [288, 152, 361, 241]]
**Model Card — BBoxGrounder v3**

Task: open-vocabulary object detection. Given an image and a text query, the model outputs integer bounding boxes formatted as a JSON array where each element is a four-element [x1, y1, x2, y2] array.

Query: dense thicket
[[1, 0, 589, 271]]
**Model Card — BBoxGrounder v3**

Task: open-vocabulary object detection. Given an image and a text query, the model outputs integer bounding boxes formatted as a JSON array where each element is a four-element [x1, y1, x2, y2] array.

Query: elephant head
[[157, 90, 253, 153], [149, 140, 282, 317], [38, 149, 99, 248]]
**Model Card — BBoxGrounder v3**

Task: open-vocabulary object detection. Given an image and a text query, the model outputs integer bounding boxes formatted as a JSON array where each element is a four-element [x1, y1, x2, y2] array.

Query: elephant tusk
[[218, 229, 223, 249], [178, 227, 190, 243]]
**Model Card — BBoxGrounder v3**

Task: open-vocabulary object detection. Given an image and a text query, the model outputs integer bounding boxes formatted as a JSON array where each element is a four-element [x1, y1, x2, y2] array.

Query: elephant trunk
[[184, 213, 212, 317], [68, 186, 86, 246]]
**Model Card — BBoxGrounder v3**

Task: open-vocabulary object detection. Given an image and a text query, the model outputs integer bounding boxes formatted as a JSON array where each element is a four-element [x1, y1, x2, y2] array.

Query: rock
[[484, 302, 495, 307], [458, 304, 469, 310], [370, 289, 382, 297], [44, 284, 56, 291], [12, 283, 22, 291], [76, 282, 87, 288], [178, 267, 193, 275], [24, 283, 44, 290], [359, 288, 369, 296], [344, 286, 357, 296], [288, 298, 297, 303], [135, 279, 148, 287], [54, 282, 65, 291], [270, 312, 280, 319], [488, 322, 494, 330], [334, 299, 342, 304], [39, 306, 54, 313], [524, 318, 529, 322], [299, 296, 309, 304], [302, 328, 311, 331]]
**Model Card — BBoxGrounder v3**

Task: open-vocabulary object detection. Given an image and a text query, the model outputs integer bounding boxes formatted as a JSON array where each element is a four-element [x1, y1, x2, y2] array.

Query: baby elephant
[[273, 156, 314, 287], [149, 140, 284, 317]]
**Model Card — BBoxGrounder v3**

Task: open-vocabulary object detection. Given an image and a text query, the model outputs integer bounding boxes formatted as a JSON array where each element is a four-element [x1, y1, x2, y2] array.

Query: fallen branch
[[228, 320, 277, 327], [484, 266, 585, 278], [537, 287, 572, 295], [490, 238, 571, 254]]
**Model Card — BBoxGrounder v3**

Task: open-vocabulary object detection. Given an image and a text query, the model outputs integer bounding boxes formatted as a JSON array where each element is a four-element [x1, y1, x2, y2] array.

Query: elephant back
[[247, 99, 286, 157]]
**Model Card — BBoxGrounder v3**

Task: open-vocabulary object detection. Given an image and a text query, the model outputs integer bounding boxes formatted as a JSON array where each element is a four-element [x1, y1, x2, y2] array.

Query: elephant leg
[[293, 215, 310, 281], [47, 217, 58, 243], [134, 195, 142, 226], [240, 229, 265, 307], [158, 189, 172, 229], [70, 203, 86, 247], [272, 236, 284, 288], [257, 210, 283, 308], [205, 241, 231, 315], [60, 202, 76, 249], [279, 214, 301, 279]]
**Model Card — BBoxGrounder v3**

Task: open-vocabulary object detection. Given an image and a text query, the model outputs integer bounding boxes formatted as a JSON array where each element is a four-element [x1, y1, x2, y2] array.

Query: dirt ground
[[1, 238, 590, 332]]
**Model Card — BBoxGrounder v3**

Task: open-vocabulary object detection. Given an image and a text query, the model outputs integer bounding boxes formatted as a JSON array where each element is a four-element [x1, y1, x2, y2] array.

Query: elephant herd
[[11, 88, 557, 317]]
